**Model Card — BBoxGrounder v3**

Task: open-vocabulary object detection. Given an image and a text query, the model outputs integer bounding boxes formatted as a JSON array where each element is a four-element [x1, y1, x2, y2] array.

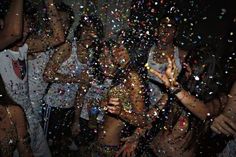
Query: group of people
[[0, 0, 235, 157]]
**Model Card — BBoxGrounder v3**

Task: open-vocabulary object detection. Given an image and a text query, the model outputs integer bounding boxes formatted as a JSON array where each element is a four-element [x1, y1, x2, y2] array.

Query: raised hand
[[146, 56, 179, 88]]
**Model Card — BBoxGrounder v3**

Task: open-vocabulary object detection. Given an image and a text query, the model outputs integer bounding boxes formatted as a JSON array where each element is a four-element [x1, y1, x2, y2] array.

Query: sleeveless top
[[28, 50, 53, 117], [147, 45, 182, 106], [0, 107, 18, 157], [44, 41, 88, 108], [0, 44, 34, 116]]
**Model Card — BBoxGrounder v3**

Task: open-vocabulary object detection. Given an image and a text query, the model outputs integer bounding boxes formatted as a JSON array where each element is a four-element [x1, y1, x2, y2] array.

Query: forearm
[[175, 89, 210, 120], [4, 0, 23, 36], [46, 0, 64, 44], [44, 69, 90, 84]]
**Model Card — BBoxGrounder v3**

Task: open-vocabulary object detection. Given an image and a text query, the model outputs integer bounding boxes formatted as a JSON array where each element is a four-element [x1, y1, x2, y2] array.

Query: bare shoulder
[[7, 105, 25, 120]]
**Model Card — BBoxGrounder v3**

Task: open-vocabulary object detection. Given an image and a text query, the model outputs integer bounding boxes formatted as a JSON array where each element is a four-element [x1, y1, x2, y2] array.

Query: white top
[[43, 41, 87, 108], [0, 44, 33, 115], [28, 50, 53, 115]]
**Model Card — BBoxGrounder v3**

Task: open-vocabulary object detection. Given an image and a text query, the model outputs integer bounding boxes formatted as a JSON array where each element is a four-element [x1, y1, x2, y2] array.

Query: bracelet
[[169, 85, 182, 95]]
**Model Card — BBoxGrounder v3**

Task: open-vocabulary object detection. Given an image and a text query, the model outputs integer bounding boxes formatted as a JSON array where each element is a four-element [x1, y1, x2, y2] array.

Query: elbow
[[57, 35, 65, 44]]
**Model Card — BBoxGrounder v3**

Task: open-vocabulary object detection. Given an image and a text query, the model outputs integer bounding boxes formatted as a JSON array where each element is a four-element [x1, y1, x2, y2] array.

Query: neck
[[157, 41, 174, 51]]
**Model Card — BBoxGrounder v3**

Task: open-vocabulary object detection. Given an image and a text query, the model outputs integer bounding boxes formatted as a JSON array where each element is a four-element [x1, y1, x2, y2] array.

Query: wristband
[[169, 85, 182, 95]]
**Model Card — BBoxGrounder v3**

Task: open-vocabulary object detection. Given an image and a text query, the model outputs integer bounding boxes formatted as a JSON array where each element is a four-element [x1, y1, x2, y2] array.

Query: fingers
[[215, 122, 231, 135], [212, 115, 236, 136], [145, 63, 163, 80], [220, 121, 236, 136], [211, 125, 221, 134], [167, 57, 173, 69], [223, 116, 236, 131], [148, 67, 163, 80]]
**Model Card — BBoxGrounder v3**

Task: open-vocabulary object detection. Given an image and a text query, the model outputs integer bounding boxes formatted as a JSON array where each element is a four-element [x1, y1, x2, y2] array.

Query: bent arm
[[43, 42, 89, 84], [27, 0, 65, 53], [0, 0, 23, 50]]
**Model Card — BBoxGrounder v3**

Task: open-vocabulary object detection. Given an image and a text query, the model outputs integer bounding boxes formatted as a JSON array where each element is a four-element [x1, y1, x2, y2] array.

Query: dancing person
[[43, 14, 103, 156], [116, 16, 224, 157], [89, 40, 146, 157], [0, 0, 65, 156]]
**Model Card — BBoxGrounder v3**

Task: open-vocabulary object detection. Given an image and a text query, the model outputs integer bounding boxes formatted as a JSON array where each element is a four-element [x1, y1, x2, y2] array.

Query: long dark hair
[[74, 14, 104, 40]]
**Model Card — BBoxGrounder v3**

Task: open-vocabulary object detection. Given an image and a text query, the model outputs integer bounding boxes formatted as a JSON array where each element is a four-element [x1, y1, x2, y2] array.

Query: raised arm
[[43, 42, 89, 84], [147, 60, 213, 120], [26, 0, 65, 53], [10, 106, 34, 157], [0, 0, 23, 50]]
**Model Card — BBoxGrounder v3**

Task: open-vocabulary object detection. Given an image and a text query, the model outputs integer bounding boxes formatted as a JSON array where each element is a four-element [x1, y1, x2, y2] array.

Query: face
[[112, 45, 130, 67], [77, 23, 98, 47], [158, 18, 176, 44], [99, 43, 130, 78]]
